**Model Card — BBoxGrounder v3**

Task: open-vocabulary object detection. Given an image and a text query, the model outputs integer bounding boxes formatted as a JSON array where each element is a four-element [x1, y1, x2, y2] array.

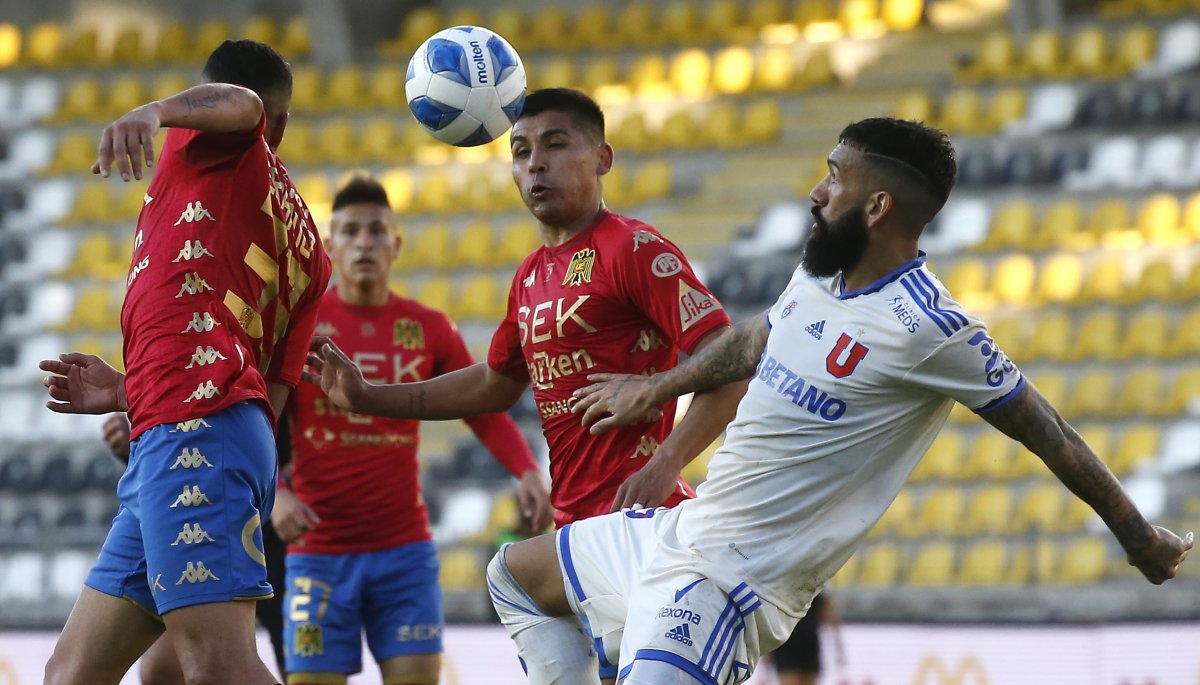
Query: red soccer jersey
[[488, 209, 731, 525], [121, 119, 331, 440], [288, 289, 538, 554]]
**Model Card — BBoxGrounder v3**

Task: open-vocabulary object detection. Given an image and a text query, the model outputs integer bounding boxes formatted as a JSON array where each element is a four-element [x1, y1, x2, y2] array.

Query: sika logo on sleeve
[[678, 282, 718, 331]]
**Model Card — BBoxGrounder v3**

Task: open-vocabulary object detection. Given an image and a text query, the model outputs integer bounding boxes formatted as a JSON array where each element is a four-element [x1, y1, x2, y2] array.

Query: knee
[[492, 537, 569, 615], [139, 658, 186, 685], [43, 653, 73, 685]]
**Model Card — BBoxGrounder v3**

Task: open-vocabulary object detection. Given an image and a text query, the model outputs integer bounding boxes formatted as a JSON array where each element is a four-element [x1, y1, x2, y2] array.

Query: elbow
[[229, 85, 266, 130]]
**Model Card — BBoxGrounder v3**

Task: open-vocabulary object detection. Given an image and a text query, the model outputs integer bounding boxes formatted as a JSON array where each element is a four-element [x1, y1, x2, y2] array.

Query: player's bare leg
[[488, 534, 605, 685], [44, 586, 164, 685], [379, 653, 441, 685], [162, 599, 278, 685], [139, 633, 186, 685]]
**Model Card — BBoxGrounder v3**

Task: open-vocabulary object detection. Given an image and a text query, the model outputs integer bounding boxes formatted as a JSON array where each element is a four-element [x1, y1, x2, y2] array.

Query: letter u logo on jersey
[[825, 333, 869, 378]]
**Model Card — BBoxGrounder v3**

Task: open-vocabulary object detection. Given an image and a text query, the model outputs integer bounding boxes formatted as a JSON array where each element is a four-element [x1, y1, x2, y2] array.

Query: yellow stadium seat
[[958, 541, 1010, 586], [1033, 199, 1086, 250], [153, 22, 191, 65], [325, 65, 365, 112], [1035, 253, 1083, 304], [991, 254, 1035, 305], [315, 118, 356, 167], [856, 543, 902, 587], [907, 541, 955, 586], [942, 257, 988, 302], [960, 485, 1013, 536], [439, 547, 483, 592], [882, 0, 924, 31], [629, 160, 674, 204], [1066, 369, 1117, 419], [23, 22, 63, 68], [0, 23, 19, 68], [1162, 366, 1200, 416], [109, 27, 144, 65], [795, 0, 837, 26], [697, 102, 738, 149], [912, 428, 965, 480], [1069, 309, 1120, 362], [959, 31, 1016, 83], [1076, 423, 1112, 465], [368, 65, 407, 109], [62, 27, 100, 68], [453, 220, 497, 269], [1057, 537, 1108, 585], [290, 67, 322, 113], [530, 56, 576, 92], [1112, 424, 1160, 475], [660, 1, 699, 46], [985, 87, 1027, 134], [358, 117, 401, 165], [1114, 366, 1164, 418], [104, 75, 146, 120], [670, 49, 712, 97], [1087, 197, 1132, 243], [488, 8, 526, 51], [1111, 24, 1156, 76], [978, 199, 1034, 252], [800, 49, 837, 88], [59, 230, 115, 279], [1011, 484, 1065, 534], [241, 16, 278, 46], [893, 90, 934, 123], [576, 55, 617, 94], [1117, 308, 1171, 360], [1023, 312, 1072, 363], [743, 99, 783, 146], [56, 284, 118, 332], [416, 274, 455, 314], [936, 88, 983, 136], [610, 112, 655, 155], [613, 2, 657, 48], [703, 0, 743, 43], [496, 219, 541, 266], [747, 0, 787, 29], [1127, 259, 1177, 303], [833, 550, 860, 586], [40, 131, 94, 177], [1076, 256, 1127, 304], [407, 223, 454, 270], [711, 47, 754, 95], [628, 53, 670, 95], [1167, 306, 1200, 359], [1136, 193, 1183, 245], [191, 19, 231, 62], [54, 77, 102, 123], [870, 488, 914, 539], [961, 432, 1017, 481], [1181, 259, 1200, 300], [1021, 29, 1064, 80], [149, 72, 189, 103], [528, 7, 569, 52], [280, 16, 312, 59], [64, 181, 117, 225], [753, 45, 799, 92], [293, 174, 331, 216], [1010, 444, 1046, 480], [455, 273, 506, 322], [445, 7, 483, 31], [382, 7, 439, 60], [276, 120, 316, 167], [987, 315, 1026, 362], [1066, 25, 1109, 77], [657, 109, 697, 151], [413, 171, 455, 215], [914, 487, 964, 536]]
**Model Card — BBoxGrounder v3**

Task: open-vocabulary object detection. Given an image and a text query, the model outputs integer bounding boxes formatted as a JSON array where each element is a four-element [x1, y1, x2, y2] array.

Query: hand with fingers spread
[[572, 373, 664, 435], [102, 413, 132, 463], [270, 487, 321, 544], [1127, 527, 1193, 584], [93, 103, 161, 182], [303, 335, 372, 414], [40, 353, 127, 414]]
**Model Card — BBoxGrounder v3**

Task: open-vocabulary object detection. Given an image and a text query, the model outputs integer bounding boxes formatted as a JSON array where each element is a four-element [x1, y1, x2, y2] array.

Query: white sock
[[487, 544, 601, 685]]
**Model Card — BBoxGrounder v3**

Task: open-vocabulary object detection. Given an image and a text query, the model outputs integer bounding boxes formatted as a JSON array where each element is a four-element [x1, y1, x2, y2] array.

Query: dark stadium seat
[[0, 455, 36, 492], [81, 452, 122, 492], [1175, 82, 1200, 122], [1128, 81, 1174, 125], [1073, 85, 1131, 127], [38, 452, 80, 494]]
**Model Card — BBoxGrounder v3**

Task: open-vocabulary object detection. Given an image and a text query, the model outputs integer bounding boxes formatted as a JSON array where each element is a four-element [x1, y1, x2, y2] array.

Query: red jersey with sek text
[[120, 117, 331, 440], [488, 209, 731, 525], [288, 289, 539, 554]]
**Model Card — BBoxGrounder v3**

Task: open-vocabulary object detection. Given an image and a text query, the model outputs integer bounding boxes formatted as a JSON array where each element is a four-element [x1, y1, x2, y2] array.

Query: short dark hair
[[838, 118, 957, 220], [332, 172, 391, 212], [201, 40, 292, 99], [518, 88, 605, 143]]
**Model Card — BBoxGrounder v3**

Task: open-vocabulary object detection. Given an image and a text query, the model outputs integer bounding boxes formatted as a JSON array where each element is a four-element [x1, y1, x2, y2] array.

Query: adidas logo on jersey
[[665, 623, 693, 647], [805, 320, 825, 340]]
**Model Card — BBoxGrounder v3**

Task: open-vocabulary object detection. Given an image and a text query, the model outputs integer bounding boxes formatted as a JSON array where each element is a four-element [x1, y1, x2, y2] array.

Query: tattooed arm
[[573, 311, 770, 434], [981, 383, 1192, 584], [304, 336, 528, 420]]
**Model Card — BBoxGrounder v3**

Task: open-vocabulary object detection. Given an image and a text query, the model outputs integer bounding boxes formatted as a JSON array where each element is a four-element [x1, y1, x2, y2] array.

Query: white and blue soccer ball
[[405, 26, 527, 147]]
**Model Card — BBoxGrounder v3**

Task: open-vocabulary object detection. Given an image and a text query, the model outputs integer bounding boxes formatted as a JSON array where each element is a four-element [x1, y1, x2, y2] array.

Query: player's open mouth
[[530, 184, 549, 198]]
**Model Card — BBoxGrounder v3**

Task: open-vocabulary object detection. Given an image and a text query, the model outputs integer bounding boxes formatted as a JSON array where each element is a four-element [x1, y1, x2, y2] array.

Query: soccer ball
[[405, 26, 527, 147]]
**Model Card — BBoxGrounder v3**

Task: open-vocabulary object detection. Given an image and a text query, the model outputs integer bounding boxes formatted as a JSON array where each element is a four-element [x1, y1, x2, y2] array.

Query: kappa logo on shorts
[[171, 522, 216, 545], [170, 485, 214, 508], [175, 561, 219, 585], [665, 623, 694, 647], [169, 448, 213, 470], [170, 418, 212, 433]]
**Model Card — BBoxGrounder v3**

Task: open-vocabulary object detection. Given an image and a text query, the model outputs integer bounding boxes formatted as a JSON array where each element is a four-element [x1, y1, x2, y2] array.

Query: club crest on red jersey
[[393, 318, 425, 350], [562, 248, 596, 287], [825, 333, 869, 378]]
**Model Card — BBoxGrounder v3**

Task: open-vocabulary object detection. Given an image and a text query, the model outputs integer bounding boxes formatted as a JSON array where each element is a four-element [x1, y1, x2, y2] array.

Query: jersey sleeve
[[169, 113, 267, 170], [431, 311, 477, 375], [486, 272, 530, 381], [614, 230, 732, 354], [902, 322, 1025, 413]]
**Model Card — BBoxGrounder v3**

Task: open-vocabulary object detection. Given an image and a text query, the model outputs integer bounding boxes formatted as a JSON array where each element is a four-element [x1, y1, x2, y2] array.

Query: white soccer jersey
[[673, 254, 1024, 617]]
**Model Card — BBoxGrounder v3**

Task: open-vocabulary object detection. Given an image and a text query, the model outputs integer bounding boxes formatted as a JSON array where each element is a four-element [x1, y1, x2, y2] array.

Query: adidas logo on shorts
[[665, 623, 693, 647]]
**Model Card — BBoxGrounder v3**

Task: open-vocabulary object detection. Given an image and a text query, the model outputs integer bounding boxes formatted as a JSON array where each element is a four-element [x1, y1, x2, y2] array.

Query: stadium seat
[[280, 16, 312, 59], [495, 219, 540, 267], [1162, 366, 1200, 416], [104, 75, 146, 120], [907, 541, 955, 586], [1011, 483, 1066, 534], [241, 15, 278, 47], [191, 18, 231, 62], [990, 254, 1035, 305], [367, 64, 407, 109], [315, 118, 356, 167], [1065, 25, 1109, 78], [61, 27, 99, 68], [1057, 537, 1108, 585], [882, 0, 923, 31], [1034, 254, 1083, 304], [752, 45, 799, 92], [454, 273, 506, 323], [961, 432, 1017, 481], [892, 90, 934, 122], [1134, 192, 1183, 244], [52, 77, 102, 123], [1126, 259, 1178, 303], [832, 550, 860, 586], [528, 6, 569, 52], [613, 2, 657, 48], [439, 546, 483, 592], [959, 485, 1013, 536], [936, 88, 983, 135], [1076, 254, 1127, 304], [856, 543, 902, 587], [1076, 424, 1113, 467], [1117, 308, 1171, 360], [670, 49, 712, 98], [911, 429, 964, 482], [1146, 18, 1200, 76], [986, 315, 1026, 362], [978, 199, 1035, 252], [958, 540, 1010, 586], [289, 67, 322, 113], [746, 0, 787, 30], [1032, 198, 1086, 250], [357, 117, 402, 164], [984, 87, 1028, 134], [712, 47, 754, 94], [406, 223, 453, 270], [412, 170, 454, 215], [379, 168, 415, 214], [325, 65, 365, 112], [1111, 23, 1157, 75], [913, 487, 965, 536], [870, 488, 914, 539], [1069, 309, 1120, 361], [940, 257, 988, 305], [452, 220, 496, 269], [1021, 29, 1065, 80], [109, 27, 145, 65], [959, 30, 1017, 82], [22, 22, 63, 68], [1065, 368, 1117, 419], [1066, 137, 1140, 191], [1112, 423, 1161, 475]]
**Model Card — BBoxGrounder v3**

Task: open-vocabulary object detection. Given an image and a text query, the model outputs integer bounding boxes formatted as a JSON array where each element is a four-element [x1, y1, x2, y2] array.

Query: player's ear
[[596, 142, 614, 176], [864, 190, 892, 227]]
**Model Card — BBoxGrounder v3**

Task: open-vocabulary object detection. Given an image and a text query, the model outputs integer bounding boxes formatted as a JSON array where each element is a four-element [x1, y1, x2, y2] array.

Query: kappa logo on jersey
[[967, 330, 1015, 388], [630, 329, 666, 352], [175, 272, 214, 298], [562, 248, 596, 286], [889, 296, 921, 333], [173, 239, 215, 263], [756, 355, 848, 421], [652, 252, 683, 278], [631, 435, 660, 459], [183, 380, 222, 403], [182, 312, 221, 333], [174, 200, 216, 226], [632, 230, 662, 251], [805, 319, 825, 339], [293, 623, 324, 657], [393, 318, 425, 350], [665, 623, 694, 647], [171, 523, 216, 546], [169, 447, 213, 470], [523, 271, 536, 288], [825, 333, 869, 378], [314, 322, 339, 337], [175, 561, 219, 585], [679, 282, 719, 331], [170, 485, 214, 508], [781, 300, 798, 319], [127, 256, 150, 286], [170, 418, 212, 433], [185, 345, 227, 369]]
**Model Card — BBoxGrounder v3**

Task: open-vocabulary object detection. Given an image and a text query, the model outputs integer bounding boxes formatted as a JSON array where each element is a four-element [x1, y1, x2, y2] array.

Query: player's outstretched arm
[[573, 310, 770, 434], [305, 336, 528, 420], [93, 83, 264, 181], [981, 382, 1193, 584], [40, 352, 128, 414]]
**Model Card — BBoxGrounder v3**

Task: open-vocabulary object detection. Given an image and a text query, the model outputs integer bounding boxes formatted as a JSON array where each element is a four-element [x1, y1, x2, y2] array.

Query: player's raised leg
[[139, 633, 186, 685], [163, 600, 277, 685], [44, 587, 164, 685]]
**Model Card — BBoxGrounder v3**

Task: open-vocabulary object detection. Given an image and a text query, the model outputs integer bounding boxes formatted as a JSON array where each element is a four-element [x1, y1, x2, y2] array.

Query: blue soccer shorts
[[85, 401, 278, 616], [284, 541, 444, 677]]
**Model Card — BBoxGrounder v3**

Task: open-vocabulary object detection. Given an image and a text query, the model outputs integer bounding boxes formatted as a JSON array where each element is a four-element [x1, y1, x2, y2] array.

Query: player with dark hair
[[463, 117, 1192, 684], [270, 171, 551, 685], [765, 592, 843, 685], [39, 39, 331, 685], [304, 87, 748, 682]]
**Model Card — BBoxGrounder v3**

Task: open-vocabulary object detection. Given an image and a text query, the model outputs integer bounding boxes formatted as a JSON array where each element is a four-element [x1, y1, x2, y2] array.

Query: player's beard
[[801, 206, 870, 278]]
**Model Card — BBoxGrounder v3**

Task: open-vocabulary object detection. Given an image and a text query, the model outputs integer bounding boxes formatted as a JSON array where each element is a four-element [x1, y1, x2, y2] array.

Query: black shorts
[[771, 621, 821, 674]]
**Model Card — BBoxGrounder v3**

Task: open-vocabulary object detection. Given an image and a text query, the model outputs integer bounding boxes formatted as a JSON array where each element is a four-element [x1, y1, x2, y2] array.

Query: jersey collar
[[836, 252, 927, 300]]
